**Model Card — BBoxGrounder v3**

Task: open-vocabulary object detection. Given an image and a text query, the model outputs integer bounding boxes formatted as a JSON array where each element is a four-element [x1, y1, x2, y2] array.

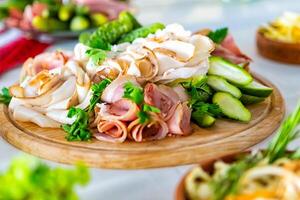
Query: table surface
[[1, 0, 300, 199]]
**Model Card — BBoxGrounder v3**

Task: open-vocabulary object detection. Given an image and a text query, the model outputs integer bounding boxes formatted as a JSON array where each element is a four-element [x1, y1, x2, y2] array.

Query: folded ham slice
[[96, 99, 139, 122], [128, 115, 169, 142], [101, 75, 140, 103], [212, 34, 251, 65], [144, 83, 180, 121], [95, 120, 128, 143], [167, 102, 192, 135], [20, 51, 69, 81]]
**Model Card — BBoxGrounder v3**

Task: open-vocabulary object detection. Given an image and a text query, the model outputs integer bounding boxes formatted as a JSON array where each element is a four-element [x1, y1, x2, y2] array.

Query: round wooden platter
[[0, 73, 285, 169]]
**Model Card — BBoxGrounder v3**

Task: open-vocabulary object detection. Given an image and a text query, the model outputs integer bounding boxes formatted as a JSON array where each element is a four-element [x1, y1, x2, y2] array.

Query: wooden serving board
[[0, 73, 284, 169]]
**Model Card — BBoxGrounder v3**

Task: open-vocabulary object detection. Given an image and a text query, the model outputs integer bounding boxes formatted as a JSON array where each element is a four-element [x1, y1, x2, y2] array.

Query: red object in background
[[0, 37, 51, 75]]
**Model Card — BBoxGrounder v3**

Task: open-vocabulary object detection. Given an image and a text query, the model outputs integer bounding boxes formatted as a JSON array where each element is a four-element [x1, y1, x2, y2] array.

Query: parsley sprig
[[191, 102, 222, 125], [123, 82, 144, 104], [86, 48, 107, 65], [181, 76, 212, 105], [89, 79, 111, 112], [138, 104, 161, 124], [62, 107, 91, 141], [207, 27, 228, 44], [0, 87, 12, 105], [63, 79, 111, 141], [123, 82, 160, 124]]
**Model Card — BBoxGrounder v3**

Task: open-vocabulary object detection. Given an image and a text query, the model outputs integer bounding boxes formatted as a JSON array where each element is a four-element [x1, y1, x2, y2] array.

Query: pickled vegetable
[[58, 4, 74, 21], [85, 11, 139, 49], [70, 16, 90, 31], [213, 92, 251, 122], [209, 56, 253, 86], [91, 13, 108, 27]]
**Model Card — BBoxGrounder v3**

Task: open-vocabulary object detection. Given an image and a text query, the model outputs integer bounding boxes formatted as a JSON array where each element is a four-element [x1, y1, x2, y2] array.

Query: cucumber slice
[[207, 75, 242, 98], [213, 92, 251, 122], [238, 80, 273, 97], [208, 56, 253, 86], [192, 113, 216, 127], [240, 94, 266, 105]]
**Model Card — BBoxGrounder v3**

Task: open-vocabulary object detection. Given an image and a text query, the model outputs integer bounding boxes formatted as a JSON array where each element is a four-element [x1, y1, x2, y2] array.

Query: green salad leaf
[[208, 27, 228, 44], [89, 79, 111, 112], [62, 107, 91, 141], [86, 48, 107, 65], [0, 156, 90, 200], [123, 82, 144, 104], [0, 87, 12, 105]]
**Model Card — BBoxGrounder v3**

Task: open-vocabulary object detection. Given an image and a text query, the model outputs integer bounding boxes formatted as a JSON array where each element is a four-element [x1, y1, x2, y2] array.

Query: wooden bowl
[[175, 151, 294, 200], [175, 152, 239, 200], [256, 31, 300, 64]]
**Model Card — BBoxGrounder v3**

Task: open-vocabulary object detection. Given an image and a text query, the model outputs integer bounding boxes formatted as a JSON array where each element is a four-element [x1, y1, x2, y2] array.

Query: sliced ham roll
[[13, 105, 60, 128], [20, 51, 69, 81], [212, 34, 251, 65], [167, 102, 192, 135], [96, 99, 139, 122], [121, 47, 159, 83], [172, 85, 189, 102], [128, 115, 169, 142], [95, 120, 128, 143], [101, 75, 140, 103], [144, 83, 180, 120]]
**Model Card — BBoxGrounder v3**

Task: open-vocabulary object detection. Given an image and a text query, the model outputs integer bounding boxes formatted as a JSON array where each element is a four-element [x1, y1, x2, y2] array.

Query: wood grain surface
[[0, 73, 285, 169]]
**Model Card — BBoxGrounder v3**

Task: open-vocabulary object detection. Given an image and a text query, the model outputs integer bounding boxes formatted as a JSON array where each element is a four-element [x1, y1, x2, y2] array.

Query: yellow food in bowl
[[260, 12, 300, 43]]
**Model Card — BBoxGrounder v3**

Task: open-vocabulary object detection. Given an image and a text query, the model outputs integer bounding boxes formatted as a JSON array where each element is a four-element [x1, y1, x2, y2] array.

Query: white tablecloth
[[0, 0, 300, 199]]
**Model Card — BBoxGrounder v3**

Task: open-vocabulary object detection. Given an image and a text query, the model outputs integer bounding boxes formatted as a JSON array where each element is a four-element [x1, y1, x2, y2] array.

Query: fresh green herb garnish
[[89, 79, 111, 112], [86, 48, 107, 65], [137, 104, 161, 124], [143, 104, 161, 113], [191, 102, 222, 125], [210, 155, 261, 200], [181, 76, 212, 106], [208, 27, 228, 44], [0, 87, 12, 105], [0, 156, 90, 200], [62, 107, 91, 141], [123, 82, 144, 104], [266, 103, 300, 163], [122, 82, 160, 124]]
